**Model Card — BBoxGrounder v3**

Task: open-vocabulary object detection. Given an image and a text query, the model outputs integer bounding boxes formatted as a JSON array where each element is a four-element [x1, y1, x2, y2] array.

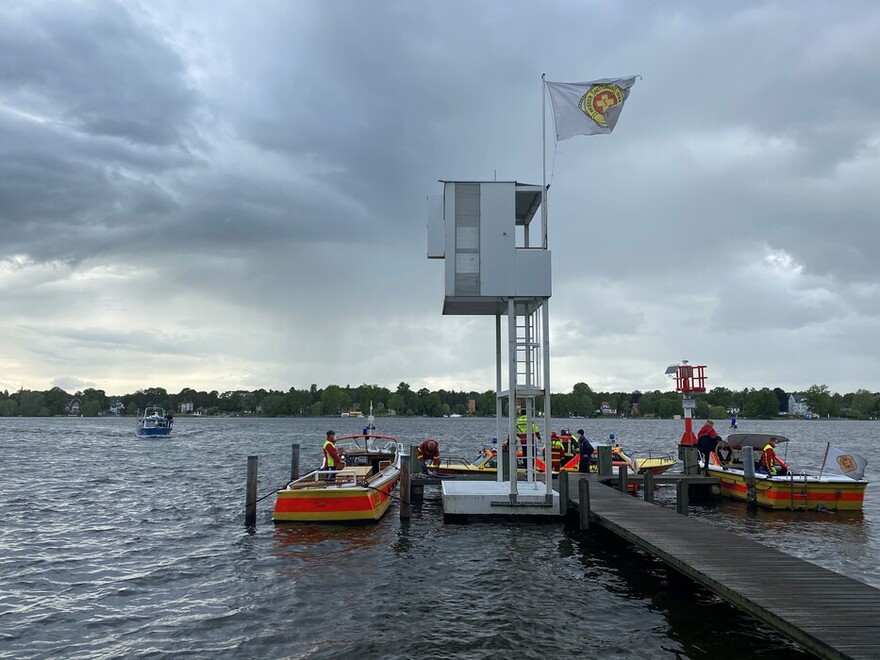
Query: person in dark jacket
[[696, 420, 720, 471], [577, 429, 594, 473]]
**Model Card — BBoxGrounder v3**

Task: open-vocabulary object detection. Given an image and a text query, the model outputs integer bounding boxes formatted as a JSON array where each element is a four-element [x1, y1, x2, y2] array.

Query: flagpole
[[541, 73, 547, 249], [818, 442, 830, 479]]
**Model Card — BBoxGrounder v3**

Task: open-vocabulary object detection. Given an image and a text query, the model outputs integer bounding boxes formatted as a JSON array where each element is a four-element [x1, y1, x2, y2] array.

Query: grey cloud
[[0, 1, 198, 146]]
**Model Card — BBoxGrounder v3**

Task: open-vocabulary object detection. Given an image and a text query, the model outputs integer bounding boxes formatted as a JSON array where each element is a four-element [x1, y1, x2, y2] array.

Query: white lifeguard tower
[[427, 180, 561, 516]]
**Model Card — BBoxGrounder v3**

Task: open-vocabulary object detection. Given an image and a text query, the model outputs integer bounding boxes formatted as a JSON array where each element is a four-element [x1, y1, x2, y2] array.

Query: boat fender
[[716, 442, 732, 465]]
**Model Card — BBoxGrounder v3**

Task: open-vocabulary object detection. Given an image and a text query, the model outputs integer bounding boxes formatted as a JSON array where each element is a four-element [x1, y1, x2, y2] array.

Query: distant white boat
[[449, 413, 463, 418], [135, 405, 173, 438]]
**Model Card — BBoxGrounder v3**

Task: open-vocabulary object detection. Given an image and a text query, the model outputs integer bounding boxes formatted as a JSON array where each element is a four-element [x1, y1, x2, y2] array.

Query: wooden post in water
[[742, 446, 757, 511], [643, 470, 655, 503], [399, 447, 411, 519], [290, 444, 300, 482], [578, 478, 590, 530], [618, 465, 629, 493], [409, 445, 421, 476], [597, 445, 612, 476], [676, 478, 689, 515], [558, 471, 569, 514], [681, 446, 701, 475], [245, 455, 258, 528]]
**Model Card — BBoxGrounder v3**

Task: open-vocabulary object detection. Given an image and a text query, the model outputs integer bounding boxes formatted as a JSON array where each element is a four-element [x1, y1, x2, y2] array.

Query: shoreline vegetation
[[0, 383, 876, 421]]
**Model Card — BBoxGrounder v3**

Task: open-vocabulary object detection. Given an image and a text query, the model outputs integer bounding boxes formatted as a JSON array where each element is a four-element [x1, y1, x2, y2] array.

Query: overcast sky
[[2, 0, 879, 397]]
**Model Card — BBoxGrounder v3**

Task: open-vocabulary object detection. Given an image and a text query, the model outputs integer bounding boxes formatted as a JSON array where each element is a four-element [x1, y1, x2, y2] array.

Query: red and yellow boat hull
[[273, 469, 399, 523], [712, 468, 867, 511]]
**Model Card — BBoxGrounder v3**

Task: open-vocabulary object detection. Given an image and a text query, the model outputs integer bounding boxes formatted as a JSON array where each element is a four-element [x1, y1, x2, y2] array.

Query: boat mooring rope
[[248, 483, 291, 507]]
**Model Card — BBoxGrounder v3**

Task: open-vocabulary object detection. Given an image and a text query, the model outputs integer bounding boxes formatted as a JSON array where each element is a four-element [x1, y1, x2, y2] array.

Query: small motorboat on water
[[708, 433, 868, 511], [135, 405, 173, 437], [274, 405, 401, 524], [272, 442, 402, 523]]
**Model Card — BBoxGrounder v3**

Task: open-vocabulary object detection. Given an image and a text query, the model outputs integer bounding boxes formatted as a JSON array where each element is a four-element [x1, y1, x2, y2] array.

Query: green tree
[[850, 389, 877, 419], [694, 399, 710, 419], [706, 387, 733, 409], [44, 386, 71, 415], [656, 397, 680, 419], [804, 384, 833, 418], [741, 387, 779, 418], [321, 386, 351, 415], [260, 394, 288, 416], [637, 392, 656, 417], [17, 391, 46, 417], [0, 399, 18, 416], [422, 392, 443, 416], [387, 393, 405, 415]]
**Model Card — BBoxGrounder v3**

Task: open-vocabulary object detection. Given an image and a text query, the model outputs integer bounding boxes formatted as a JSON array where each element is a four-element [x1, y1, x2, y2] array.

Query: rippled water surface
[[1, 416, 876, 658]]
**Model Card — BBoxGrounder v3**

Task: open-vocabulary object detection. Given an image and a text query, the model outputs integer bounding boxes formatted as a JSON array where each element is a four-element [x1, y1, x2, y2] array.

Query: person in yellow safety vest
[[761, 437, 788, 476], [516, 409, 541, 453], [322, 430, 344, 482], [559, 428, 576, 458], [549, 432, 566, 472]]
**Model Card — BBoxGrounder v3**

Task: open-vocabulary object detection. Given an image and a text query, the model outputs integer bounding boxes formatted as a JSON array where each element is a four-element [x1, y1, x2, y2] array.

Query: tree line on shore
[[0, 381, 877, 420]]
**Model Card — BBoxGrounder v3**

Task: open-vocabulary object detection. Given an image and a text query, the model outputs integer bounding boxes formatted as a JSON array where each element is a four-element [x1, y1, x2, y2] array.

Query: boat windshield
[[471, 450, 497, 468]]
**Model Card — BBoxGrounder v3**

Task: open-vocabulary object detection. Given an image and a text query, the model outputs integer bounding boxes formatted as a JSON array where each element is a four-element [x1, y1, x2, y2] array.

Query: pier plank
[[564, 473, 880, 660]]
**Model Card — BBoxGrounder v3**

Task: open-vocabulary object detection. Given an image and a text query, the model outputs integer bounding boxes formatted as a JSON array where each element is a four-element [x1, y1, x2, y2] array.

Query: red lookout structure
[[668, 360, 706, 446]]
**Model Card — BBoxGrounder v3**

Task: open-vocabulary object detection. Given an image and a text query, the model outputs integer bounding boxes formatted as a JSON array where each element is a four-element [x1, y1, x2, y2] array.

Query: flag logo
[[579, 84, 625, 128], [837, 454, 858, 473], [545, 77, 637, 140]]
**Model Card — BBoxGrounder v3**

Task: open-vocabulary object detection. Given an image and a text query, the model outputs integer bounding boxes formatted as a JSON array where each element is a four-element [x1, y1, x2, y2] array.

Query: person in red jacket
[[417, 439, 440, 474], [696, 419, 720, 471]]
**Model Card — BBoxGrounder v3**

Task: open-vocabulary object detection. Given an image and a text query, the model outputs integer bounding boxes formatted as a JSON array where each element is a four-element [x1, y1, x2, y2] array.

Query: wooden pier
[[563, 472, 880, 660]]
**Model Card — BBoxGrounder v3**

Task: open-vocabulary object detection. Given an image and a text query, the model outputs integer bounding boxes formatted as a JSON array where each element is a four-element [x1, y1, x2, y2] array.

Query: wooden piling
[[578, 478, 590, 530], [597, 445, 613, 476], [558, 471, 569, 514], [676, 478, 689, 515], [643, 470, 655, 503], [245, 455, 258, 528], [618, 465, 629, 493], [409, 445, 420, 476], [290, 444, 300, 482], [399, 448, 411, 519], [681, 445, 701, 475], [742, 446, 757, 511]]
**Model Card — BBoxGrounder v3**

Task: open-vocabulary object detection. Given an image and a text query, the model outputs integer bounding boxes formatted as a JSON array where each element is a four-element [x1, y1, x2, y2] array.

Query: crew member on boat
[[559, 428, 577, 458], [696, 419, 720, 471], [417, 439, 440, 474], [549, 433, 566, 472], [516, 409, 541, 452], [760, 437, 788, 476], [322, 430, 344, 481], [577, 429, 594, 473]]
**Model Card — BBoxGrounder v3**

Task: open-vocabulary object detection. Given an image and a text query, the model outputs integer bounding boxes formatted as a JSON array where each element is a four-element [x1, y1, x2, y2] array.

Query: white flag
[[545, 77, 637, 140], [826, 445, 868, 480]]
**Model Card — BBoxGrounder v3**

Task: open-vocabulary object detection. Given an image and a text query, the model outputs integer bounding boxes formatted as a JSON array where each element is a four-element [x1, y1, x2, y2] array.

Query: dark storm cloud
[[0, 1, 197, 146], [0, 1, 203, 265]]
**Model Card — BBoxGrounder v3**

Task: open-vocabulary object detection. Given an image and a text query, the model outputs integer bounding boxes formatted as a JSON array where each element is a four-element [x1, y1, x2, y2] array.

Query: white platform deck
[[441, 480, 562, 517]]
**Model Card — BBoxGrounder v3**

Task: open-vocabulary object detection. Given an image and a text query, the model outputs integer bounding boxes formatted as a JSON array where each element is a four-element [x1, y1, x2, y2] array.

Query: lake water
[[1, 416, 876, 658]]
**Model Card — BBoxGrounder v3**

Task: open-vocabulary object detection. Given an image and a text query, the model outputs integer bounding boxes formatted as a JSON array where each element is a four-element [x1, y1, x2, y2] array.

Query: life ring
[[715, 441, 732, 465]]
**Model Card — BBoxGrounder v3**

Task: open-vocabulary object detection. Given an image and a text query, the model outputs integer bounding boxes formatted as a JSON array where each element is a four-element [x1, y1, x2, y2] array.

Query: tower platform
[[441, 480, 562, 517]]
